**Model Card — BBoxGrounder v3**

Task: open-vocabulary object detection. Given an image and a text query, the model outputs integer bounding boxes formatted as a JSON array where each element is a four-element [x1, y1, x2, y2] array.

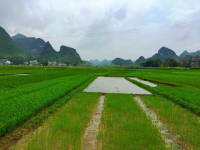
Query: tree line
[[140, 58, 179, 67]]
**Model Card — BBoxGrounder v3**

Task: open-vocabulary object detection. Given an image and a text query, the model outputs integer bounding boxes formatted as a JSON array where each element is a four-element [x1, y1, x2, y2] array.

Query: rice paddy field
[[0, 65, 200, 150]]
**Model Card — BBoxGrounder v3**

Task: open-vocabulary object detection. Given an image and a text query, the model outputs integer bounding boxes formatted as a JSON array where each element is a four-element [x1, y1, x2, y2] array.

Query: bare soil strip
[[82, 95, 105, 150], [134, 96, 183, 150]]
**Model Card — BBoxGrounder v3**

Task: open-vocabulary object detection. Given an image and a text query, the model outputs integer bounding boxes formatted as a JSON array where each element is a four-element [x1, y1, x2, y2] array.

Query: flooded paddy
[[129, 77, 157, 87], [83, 77, 151, 94]]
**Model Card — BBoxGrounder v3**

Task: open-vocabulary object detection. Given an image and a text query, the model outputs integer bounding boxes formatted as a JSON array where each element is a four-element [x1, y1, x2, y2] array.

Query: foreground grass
[[97, 94, 166, 150], [14, 93, 101, 150], [141, 95, 200, 149]]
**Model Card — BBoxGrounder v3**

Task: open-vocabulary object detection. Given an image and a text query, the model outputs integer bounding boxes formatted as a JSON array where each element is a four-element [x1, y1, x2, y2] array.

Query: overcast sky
[[0, 0, 200, 61]]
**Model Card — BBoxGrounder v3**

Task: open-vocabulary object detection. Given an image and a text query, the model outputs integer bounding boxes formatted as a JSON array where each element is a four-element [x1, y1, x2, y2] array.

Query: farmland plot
[[13, 93, 101, 150], [0, 74, 95, 136], [97, 94, 166, 150]]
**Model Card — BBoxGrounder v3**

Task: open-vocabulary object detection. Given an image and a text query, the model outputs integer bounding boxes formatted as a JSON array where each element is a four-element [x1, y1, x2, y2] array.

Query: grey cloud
[[0, 0, 200, 61], [113, 6, 128, 20]]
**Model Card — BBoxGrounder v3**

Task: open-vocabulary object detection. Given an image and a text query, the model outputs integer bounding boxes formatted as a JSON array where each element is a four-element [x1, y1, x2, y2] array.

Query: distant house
[[48, 61, 57, 66], [191, 55, 200, 67], [0, 59, 13, 65], [29, 60, 41, 65], [179, 57, 190, 67], [24, 62, 29, 65], [48, 61, 66, 66]]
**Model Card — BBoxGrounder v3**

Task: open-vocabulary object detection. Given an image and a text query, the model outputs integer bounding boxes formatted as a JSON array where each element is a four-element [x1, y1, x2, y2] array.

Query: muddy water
[[82, 95, 105, 150], [129, 77, 157, 87], [83, 77, 151, 94], [134, 96, 182, 150]]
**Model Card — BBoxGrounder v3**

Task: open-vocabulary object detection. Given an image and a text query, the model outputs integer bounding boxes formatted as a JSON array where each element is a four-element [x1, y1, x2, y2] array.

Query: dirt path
[[134, 96, 183, 150], [82, 95, 105, 150]]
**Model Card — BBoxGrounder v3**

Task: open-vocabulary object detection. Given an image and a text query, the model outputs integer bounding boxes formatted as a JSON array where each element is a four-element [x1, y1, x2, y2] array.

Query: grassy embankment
[[97, 94, 166, 150], [140, 95, 200, 149], [14, 93, 101, 150]]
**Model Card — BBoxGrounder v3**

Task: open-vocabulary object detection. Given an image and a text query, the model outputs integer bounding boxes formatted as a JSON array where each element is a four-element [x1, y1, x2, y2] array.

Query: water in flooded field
[[83, 77, 151, 94], [129, 77, 157, 87]]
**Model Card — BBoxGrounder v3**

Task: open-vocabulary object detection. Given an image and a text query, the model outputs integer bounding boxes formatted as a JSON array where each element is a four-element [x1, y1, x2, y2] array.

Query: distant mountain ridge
[[89, 59, 112, 66], [111, 58, 133, 66], [0, 26, 82, 65], [179, 50, 200, 57]]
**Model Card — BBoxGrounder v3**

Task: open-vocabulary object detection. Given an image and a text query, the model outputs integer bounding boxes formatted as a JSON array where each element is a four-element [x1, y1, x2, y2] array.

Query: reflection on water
[[129, 77, 157, 87], [83, 77, 151, 94]]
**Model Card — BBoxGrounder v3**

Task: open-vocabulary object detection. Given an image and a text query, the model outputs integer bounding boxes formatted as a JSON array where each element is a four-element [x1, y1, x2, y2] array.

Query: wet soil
[[82, 95, 104, 150]]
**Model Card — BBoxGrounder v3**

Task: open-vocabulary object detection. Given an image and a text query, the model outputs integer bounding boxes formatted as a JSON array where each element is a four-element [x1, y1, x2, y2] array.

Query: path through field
[[82, 95, 105, 150]]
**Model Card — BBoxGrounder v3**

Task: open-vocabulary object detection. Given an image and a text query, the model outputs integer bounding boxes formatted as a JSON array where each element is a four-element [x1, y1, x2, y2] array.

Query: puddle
[[82, 95, 105, 150], [129, 77, 157, 87], [134, 96, 182, 150], [15, 74, 29, 75], [83, 77, 151, 94]]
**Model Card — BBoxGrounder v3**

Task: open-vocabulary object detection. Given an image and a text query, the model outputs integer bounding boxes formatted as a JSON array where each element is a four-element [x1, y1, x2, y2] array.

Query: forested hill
[[111, 58, 133, 66], [11, 34, 27, 41], [0, 26, 26, 58]]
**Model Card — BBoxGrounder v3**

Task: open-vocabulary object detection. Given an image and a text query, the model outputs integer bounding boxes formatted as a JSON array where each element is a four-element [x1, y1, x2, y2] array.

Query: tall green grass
[[97, 94, 165, 150], [141, 95, 200, 149], [14, 93, 101, 150]]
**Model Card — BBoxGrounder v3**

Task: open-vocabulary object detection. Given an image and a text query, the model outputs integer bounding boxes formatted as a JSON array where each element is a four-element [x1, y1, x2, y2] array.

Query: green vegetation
[[1, 66, 200, 149], [141, 95, 200, 149], [126, 77, 200, 115], [111, 58, 133, 66], [0, 26, 26, 58], [141, 58, 179, 67], [0, 74, 95, 136], [15, 93, 100, 150], [11, 34, 27, 41], [14, 37, 45, 55], [97, 94, 165, 150]]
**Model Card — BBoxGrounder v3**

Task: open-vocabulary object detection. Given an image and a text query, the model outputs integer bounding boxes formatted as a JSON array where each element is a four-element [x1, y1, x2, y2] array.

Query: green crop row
[[0, 74, 95, 137], [141, 95, 200, 149], [14, 93, 101, 150], [125, 77, 200, 115], [97, 94, 165, 150], [0, 74, 82, 102], [127, 69, 200, 88], [156, 86, 200, 107]]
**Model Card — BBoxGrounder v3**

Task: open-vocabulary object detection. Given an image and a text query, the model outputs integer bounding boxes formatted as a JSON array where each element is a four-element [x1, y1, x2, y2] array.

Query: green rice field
[[0, 65, 200, 149]]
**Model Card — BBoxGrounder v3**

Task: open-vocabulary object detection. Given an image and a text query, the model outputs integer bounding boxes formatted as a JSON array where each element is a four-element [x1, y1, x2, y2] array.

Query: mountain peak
[[180, 50, 189, 57], [158, 47, 176, 55], [40, 41, 56, 56], [11, 34, 27, 41]]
